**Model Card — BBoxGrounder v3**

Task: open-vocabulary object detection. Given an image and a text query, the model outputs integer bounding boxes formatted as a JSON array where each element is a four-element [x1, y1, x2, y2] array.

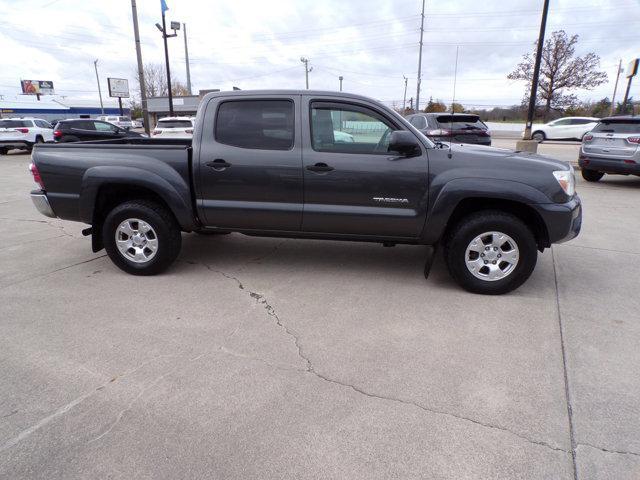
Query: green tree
[[424, 97, 447, 113]]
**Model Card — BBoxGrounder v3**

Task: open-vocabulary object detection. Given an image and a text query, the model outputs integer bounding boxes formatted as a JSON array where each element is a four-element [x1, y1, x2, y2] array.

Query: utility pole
[[610, 59, 622, 116], [183, 23, 192, 95], [523, 0, 549, 140], [409, 97, 413, 112], [93, 59, 104, 114], [402, 75, 408, 112], [415, 0, 426, 113], [131, 0, 150, 134], [339, 75, 343, 91], [156, 1, 178, 116], [300, 57, 312, 89]]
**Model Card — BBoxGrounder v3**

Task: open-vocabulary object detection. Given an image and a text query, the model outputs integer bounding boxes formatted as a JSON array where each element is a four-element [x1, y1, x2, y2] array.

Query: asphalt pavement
[[1, 147, 639, 479]]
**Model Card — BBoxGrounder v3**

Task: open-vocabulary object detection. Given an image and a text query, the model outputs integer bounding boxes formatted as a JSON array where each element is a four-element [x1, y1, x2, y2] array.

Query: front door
[[301, 98, 429, 238], [196, 95, 303, 231]]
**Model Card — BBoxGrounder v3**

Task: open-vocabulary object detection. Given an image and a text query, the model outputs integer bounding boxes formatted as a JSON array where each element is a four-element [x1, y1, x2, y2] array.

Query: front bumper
[[30, 190, 56, 218], [532, 195, 582, 245], [579, 155, 640, 175]]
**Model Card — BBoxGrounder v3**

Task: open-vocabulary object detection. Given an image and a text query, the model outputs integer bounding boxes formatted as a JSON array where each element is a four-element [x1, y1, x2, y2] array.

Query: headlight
[[553, 167, 575, 197]]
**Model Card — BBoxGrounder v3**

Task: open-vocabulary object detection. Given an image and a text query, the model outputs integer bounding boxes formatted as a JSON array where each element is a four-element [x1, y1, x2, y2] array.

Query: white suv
[[97, 115, 133, 129], [152, 117, 194, 139], [527, 117, 599, 142], [0, 118, 54, 154]]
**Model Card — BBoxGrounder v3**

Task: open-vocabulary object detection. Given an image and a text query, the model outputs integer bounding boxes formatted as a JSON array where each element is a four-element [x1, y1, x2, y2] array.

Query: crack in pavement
[[0, 354, 180, 453], [551, 247, 579, 479], [191, 259, 569, 455], [577, 442, 640, 458], [0, 217, 80, 239], [0, 255, 107, 291]]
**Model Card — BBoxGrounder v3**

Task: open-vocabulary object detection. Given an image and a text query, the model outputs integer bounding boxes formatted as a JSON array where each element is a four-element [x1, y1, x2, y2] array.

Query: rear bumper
[[579, 155, 640, 175], [532, 195, 582, 245], [0, 140, 31, 149], [30, 190, 56, 218]]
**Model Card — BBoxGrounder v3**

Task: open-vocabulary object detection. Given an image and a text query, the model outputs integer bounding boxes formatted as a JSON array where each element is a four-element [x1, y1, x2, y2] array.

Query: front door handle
[[206, 159, 231, 170], [306, 162, 334, 173]]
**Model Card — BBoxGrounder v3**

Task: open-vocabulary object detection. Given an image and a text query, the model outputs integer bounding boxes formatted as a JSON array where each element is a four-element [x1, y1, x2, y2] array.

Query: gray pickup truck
[[29, 90, 581, 294]]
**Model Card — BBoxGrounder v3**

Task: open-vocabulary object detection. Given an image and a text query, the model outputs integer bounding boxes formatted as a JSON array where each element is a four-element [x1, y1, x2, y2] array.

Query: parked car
[[152, 117, 195, 139], [53, 119, 144, 143], [97, 115, 133, 129], [0, 118, 54, 154], [406, 113, 491, 146], [29, 89, 581, 295], [579, 116, 640, 182], [527, 117, 599, 142], [131, 119, 143, 129]]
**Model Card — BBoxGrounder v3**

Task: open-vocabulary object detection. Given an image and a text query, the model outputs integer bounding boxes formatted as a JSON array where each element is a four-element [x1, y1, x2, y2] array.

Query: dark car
[[29, 90, 580, 295], [53, 119, 144, 143], [406, 113, 491, 146]]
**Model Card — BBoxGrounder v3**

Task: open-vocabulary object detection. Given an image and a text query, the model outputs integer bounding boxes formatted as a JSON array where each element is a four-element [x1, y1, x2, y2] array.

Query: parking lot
[[1, 145, 639, 479]]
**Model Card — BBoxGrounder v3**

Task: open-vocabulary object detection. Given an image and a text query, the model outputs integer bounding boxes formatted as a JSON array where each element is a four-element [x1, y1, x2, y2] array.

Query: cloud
[[0, 0, 637, 109]]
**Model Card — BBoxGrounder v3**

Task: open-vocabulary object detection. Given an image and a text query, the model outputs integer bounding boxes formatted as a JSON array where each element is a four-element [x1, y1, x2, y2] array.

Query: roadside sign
[[20, 80, 54, 95], [627, 59, 639, 79], [107, 78, 130, 98]]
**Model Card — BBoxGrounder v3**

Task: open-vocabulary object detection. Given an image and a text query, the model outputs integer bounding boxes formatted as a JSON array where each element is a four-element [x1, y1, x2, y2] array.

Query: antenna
[[448, 45, 459, 158]]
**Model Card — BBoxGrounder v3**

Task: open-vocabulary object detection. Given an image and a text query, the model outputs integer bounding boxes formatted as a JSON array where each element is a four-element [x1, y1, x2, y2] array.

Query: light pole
[[415, 0, 426, 113], [93, 59, 104, 114], [300, 57, 312, 89], [610, 59, 623, 116], [131, 0, 150, 135], [156, 3, 179, 116], [339, 76, 343, 91], [183, 23, 192, 95]]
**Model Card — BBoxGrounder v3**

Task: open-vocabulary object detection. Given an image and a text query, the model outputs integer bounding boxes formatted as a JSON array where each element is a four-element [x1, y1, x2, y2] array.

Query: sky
[[0, 0, 638, 111]]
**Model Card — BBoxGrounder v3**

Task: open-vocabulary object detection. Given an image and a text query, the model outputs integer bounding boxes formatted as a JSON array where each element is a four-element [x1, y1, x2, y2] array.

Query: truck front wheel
[[103, 200, 182, 275], [443, 211, 538, 295]]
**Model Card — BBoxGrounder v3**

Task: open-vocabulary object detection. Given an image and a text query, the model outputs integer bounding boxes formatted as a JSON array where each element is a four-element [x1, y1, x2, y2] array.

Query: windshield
[[592, 120, 640, 134], [158, 120, 192, 128]]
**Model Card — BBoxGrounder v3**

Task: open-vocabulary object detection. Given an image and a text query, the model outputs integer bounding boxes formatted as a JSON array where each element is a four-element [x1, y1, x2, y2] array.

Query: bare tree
[[508, 30, 607, 120], [134, 63, 190, 99]]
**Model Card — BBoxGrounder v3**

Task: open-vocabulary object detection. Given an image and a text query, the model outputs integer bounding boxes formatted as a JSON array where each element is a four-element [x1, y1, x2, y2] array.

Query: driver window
[[310, 102, 395, 154]]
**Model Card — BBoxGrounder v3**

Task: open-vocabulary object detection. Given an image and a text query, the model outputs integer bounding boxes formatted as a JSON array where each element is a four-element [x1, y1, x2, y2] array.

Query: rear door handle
[[206, 159, 231, 170], [306, 162, 334, 173]]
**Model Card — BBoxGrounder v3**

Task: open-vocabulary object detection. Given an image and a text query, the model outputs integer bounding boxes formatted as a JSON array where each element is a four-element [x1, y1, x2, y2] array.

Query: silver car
[[579, 116, 640, 182]]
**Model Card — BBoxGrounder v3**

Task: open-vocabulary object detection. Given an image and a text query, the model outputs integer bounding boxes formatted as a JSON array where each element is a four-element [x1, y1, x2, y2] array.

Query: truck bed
[[32, 140, 196, 228]]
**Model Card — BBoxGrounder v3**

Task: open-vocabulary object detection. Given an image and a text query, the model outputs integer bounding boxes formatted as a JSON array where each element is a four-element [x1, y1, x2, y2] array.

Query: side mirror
[[388, 130, 421, 157]]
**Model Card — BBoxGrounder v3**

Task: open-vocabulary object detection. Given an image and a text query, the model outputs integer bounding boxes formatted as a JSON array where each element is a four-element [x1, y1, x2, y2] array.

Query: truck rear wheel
[[103, 200, 182, 275], [443, 211, 538, 295]]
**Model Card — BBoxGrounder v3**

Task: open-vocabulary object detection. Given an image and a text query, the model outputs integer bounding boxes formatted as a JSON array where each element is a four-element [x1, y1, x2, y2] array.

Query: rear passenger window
[[410, 116, 427, 129], [215, 100, 294, 150]]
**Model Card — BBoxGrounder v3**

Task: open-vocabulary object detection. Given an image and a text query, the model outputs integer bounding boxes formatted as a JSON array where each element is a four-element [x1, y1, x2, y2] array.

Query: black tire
[[103, 200, 182, 275], [581, 168, 604, 182], [0, 148, 8, 155], [443, 211, 538, 295], [532, 131, 545, 143]]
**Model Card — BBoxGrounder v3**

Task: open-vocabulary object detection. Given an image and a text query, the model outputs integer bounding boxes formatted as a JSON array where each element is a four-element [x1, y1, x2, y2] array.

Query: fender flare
[[421, 177, 551, 244], [79, 165, 195, 231]]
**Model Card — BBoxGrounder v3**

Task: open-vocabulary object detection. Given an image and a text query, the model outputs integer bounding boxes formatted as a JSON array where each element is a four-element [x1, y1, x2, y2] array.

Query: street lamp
[[156, 15, 180, 116], [338, 76, 343, 92]]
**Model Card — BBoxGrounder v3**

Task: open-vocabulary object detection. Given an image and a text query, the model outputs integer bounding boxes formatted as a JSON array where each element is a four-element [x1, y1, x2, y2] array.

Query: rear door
[[301, 97, 429, 238], [546, 119, 573, 139], [196, 95, 303, 231]]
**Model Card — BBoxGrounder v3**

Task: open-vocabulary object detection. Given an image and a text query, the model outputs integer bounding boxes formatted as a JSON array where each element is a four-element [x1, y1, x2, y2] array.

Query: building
[[146, 94, 203, 125], [0, 95, 129, 122]]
